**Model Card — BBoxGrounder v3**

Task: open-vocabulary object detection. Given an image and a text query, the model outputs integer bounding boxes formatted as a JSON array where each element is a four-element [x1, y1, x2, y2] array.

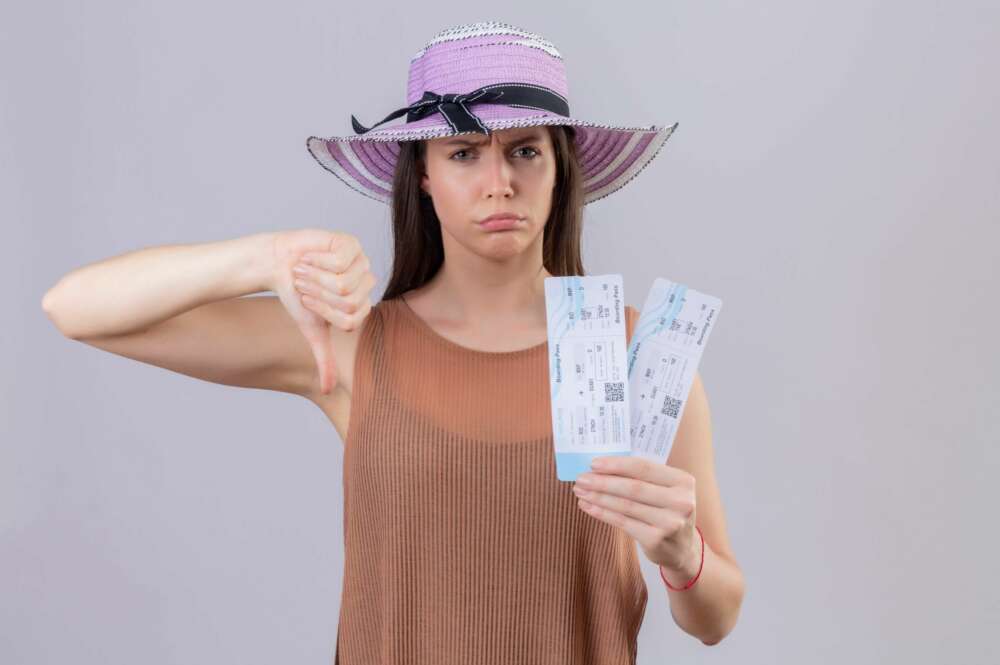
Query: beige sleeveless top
[[334, 296, 647, 664]]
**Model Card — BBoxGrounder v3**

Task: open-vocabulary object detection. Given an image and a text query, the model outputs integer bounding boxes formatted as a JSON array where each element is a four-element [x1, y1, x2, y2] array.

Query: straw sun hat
[[305, 21, 678, 205]]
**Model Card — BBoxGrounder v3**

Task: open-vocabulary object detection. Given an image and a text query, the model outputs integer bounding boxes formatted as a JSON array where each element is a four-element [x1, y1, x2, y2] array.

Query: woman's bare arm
[[39, 233, 322, 397], [41, 232, 276, 339]]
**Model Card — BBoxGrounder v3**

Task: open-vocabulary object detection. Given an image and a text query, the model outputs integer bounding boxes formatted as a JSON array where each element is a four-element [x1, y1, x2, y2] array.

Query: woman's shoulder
[[369, 295, 404, 324]]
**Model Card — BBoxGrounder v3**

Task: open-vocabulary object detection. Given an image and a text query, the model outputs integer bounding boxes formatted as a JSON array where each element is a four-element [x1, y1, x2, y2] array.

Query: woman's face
[[420, 126, 557, 262]]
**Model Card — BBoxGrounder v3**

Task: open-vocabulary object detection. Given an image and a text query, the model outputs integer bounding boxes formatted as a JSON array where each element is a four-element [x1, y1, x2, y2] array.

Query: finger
[[576, 472, 673, 509], [303, 291, 371, 332], [575, 484, 690, 532], [297, 316, 336, 395], [299, 270, 375, 318], [301, 292, 350, 328], [322, 325, 338, 394], [302, 236, 361, 274], [306, 253, 372, 302], [574, 484, 665, 525], [577, 497, 662, 548], [590, 455, 693, 489], [313, 320, 335, 394]]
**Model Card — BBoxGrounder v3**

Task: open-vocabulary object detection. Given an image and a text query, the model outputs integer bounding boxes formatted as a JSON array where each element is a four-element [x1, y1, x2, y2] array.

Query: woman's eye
[[449, 147, 541, 161]]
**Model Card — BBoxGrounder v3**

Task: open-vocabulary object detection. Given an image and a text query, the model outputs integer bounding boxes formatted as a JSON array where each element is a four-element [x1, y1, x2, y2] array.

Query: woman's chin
[[477, 235, 530, 259]]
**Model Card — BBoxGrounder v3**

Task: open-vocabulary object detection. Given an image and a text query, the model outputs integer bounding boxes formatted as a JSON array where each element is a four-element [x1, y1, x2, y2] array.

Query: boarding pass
[[627, 278, 722, 465], [544, 275, 631, 480]]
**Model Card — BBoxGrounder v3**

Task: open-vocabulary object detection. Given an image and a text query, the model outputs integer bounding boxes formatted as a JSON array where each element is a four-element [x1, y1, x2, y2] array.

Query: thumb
[[323, 324, 340, 395], [301, 318, 338, 395]]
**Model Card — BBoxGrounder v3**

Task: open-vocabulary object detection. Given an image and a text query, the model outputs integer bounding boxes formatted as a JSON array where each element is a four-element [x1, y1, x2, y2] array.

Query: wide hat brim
[[306, 111, 678, 206]]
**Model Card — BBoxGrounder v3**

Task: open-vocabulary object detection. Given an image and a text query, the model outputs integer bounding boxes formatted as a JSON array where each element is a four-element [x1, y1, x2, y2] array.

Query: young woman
[[43, 21, 743, 664]]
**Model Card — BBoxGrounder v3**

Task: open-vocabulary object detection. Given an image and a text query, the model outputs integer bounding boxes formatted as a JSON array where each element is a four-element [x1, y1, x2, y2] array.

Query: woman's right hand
[[271, 229, 376, 396]]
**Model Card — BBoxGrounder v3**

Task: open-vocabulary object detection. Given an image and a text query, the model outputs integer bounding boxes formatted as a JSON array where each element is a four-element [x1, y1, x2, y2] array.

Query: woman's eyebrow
[[444, 133, 544, 148]]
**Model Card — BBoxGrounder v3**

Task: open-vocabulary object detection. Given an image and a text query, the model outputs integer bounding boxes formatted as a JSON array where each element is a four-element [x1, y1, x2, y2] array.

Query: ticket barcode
[[604, 381, 625, 403], [661, 395, 682, 418]]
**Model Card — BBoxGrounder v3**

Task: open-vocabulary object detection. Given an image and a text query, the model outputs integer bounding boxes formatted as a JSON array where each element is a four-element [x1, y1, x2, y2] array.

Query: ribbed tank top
[[334, 296, 647, 664]]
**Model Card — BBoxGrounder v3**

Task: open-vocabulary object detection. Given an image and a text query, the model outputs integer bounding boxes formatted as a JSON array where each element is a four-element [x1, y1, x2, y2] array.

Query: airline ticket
[[626, 278, 722, 464], [544, 275, 631, 480]]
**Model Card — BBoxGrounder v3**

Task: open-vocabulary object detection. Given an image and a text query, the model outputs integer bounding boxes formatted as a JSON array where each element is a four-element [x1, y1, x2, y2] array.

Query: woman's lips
[[479, 216, 522, 231]]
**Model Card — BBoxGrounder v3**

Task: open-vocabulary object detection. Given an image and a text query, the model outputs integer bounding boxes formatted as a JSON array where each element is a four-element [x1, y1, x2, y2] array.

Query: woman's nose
[[482, 146, 515, 198]]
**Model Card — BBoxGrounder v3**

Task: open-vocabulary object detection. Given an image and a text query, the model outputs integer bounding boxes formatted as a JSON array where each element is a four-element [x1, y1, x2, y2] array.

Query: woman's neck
[[404, 260, 551, 341]]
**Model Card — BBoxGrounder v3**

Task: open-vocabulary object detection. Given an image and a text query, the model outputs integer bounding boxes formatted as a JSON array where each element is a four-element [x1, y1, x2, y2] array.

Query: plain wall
[[3, 1, 998, 663]]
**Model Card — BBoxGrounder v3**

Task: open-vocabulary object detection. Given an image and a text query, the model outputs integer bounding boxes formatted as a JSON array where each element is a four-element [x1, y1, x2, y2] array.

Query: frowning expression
[[420, 126, 557, 260]]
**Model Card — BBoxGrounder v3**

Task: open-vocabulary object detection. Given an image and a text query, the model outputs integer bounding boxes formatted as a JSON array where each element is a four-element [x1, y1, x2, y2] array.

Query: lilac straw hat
[[305, 21, 678, 205]]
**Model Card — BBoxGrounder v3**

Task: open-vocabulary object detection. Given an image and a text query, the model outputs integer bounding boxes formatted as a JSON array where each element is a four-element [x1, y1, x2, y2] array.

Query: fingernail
[[294, 279, 307, 290], [293, 265, 307, 275]]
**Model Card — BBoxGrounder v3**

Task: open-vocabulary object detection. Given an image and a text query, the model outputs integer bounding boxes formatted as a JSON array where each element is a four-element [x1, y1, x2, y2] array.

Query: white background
[[4, 2, 998, 662]]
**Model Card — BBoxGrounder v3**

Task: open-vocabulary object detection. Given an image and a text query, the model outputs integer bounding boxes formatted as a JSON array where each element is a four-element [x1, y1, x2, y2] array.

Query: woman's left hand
[[573, 456, 700, 574]]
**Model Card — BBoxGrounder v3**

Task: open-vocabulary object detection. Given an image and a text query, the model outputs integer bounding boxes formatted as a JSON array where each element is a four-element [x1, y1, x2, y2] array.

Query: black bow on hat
[[351, 83, 571, 135]]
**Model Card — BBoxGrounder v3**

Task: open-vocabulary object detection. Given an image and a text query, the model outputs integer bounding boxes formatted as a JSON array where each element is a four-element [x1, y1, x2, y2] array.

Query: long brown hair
[[380, 125, 584, 301]]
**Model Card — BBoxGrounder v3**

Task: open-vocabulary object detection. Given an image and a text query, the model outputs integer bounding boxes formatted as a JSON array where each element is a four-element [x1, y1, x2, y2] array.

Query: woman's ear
[[416, 144, 432, 199]]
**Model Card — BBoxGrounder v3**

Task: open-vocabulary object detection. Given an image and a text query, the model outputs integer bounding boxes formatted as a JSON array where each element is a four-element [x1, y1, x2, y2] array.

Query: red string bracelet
[[659, 525, 704, 591]]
